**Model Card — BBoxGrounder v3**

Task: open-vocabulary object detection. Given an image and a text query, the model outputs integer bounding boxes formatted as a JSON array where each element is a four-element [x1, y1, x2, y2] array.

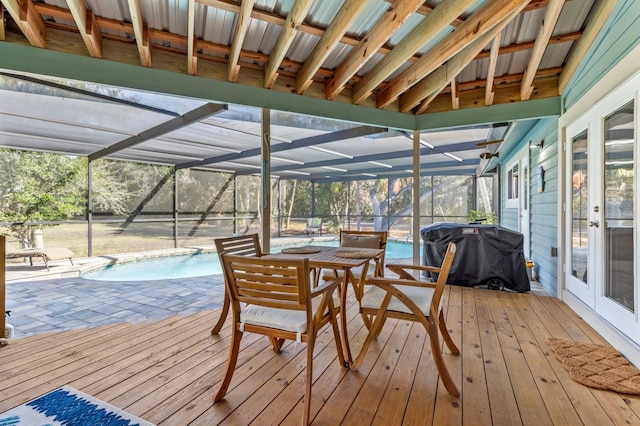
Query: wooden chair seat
[[214, 254, 346, 425], [360, 283, 435, 314], [352, 242, 460, 397]]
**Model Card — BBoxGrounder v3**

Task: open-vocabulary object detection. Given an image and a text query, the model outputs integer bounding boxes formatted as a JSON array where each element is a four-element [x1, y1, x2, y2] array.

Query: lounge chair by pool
[[304, 218, 324, 235], [6, 247, 74, 271]]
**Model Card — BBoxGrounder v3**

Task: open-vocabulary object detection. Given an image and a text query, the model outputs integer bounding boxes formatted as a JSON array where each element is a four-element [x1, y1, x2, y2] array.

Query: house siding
[[563, 0, 640, 111], [529, 119, 559, 295], [500, 118, 558, 295]]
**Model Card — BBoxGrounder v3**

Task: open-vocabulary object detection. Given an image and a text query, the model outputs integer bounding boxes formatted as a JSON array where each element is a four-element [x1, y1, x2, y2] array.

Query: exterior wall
[[500, 118, 558, 295], [528, 119, 559, 295], [557, 0, 640, 365], [563, 0, 640, 111]]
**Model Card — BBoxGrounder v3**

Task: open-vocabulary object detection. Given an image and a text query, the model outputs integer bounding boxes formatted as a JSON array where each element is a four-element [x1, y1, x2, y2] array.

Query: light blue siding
[[563, 0, 640, 110], [500, 118, 558, 294], [529, 120, 559, 295]]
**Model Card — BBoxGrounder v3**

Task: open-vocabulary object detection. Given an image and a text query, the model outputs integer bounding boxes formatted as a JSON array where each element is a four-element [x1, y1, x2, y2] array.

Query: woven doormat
[[548, 337, 640, 395]]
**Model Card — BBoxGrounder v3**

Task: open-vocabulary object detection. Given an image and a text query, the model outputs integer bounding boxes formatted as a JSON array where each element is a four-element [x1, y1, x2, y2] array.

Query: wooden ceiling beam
[[127, 0, 151, 67], [485, 33, 501, 106], [325, 0, 424, 100], [0, 0, 46, 47], [376, 0, 530, 109], [559, 0, 616, 93], [410, 6, 522, 114], [352, 0, 477, 105], [187, 0, 197, 75], [451, 79, 459, 110], [65, 0, 102, 58], [296, 0, 368, 94], [438, 66, 563, 94], [521, 0, 565, 100], [0, 5, 5, 40], [476, 30, 581, 60], [264, 0, 313, 89], [228, 0, 255, 82]]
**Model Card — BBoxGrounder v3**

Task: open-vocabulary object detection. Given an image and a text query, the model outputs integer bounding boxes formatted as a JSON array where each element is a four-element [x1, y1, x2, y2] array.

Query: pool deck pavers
[[5, 273, 226, 337]]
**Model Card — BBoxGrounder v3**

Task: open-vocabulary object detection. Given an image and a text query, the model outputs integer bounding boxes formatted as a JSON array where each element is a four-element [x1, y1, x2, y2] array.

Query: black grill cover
[[421, 222, 530, 292]]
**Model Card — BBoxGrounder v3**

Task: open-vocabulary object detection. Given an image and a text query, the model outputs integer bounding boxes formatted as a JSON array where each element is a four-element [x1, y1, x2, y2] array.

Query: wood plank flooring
[[1, 286, 640, 425]]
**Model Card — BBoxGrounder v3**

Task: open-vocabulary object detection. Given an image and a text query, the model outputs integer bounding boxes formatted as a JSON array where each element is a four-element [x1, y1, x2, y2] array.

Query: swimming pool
[[82, 240, 420, 281]]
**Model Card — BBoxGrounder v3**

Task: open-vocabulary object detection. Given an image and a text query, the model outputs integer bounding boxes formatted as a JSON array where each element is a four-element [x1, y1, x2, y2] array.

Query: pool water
[[82, 240, 420, 281]]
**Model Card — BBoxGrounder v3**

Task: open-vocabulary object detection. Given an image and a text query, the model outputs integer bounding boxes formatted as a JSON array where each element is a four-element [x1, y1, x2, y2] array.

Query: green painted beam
[[0, 42, 416, 130], [414, 97, 561, 131], [0, 42, 563, 134]]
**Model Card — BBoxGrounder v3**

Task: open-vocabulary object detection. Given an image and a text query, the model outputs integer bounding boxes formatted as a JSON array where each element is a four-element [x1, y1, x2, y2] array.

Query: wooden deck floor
[[2, 286, 640, 425]]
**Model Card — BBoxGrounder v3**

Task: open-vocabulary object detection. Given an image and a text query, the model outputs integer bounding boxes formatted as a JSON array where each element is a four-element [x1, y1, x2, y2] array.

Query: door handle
[[589, 220, 600, 228]]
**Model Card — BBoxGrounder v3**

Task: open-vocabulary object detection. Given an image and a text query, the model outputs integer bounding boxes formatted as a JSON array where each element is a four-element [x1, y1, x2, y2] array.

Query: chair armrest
[[366, 277, 437, 289], [310, 278, 341, 298], [386, 263, 442, 280]]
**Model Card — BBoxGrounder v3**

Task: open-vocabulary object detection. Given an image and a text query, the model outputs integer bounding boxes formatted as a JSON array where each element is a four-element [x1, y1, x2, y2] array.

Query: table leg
[[339, 269, 353, 366]]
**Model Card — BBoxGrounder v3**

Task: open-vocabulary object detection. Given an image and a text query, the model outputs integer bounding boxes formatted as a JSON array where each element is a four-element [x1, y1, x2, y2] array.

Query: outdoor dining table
[[264, 245, 384, 366]]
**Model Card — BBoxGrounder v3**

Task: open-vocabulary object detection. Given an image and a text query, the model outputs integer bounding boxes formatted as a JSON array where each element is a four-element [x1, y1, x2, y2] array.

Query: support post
[[261, 108, 271, 251], [174, 167, 179, 248], [87, 160, 93, 257], [1, 235, 5, 339], [413, 130, 421, 266]]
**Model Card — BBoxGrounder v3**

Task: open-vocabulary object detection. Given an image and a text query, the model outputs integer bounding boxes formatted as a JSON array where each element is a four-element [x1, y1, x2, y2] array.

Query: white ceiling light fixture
[[321, 166, 348, 172], [310, 146, 353, 159], [443, 152, 463, 162], [271, 155, 305, 165], [367, 160, 392, 168]]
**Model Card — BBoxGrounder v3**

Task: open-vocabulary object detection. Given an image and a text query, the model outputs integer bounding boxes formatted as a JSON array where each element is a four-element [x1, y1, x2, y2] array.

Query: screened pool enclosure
[[0, 72, 501, 257]]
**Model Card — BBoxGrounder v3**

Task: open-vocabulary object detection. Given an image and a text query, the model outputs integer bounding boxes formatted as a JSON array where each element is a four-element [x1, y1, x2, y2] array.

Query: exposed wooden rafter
[[65, 0, 102, 58], [127, 0, 151, 67], [0, 5, 5, 40], [521, 0, 565, 100], [296, 0, 368, 95], [376, 0, 531, 109], [352, 0, 477, 105], [0, 0, 46, 47], [264, 0, 313, 89], [485, 34, 502, 106], [324, 0, 424, 100], [187, 0, 197, 75], [451, 80, 459, 110], [228, 0, 255, 82], [407, 4, 524, 114]]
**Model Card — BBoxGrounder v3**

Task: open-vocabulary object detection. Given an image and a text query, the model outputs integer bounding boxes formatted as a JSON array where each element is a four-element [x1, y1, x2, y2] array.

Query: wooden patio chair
[[212, 234, 263, 335], [322, 230, 387, 327], [214, 254, 345, 425], [351, 242, 460, 396]]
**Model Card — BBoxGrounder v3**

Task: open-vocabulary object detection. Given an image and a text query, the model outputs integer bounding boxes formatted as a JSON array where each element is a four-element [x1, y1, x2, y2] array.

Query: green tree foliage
[[0, 150, 85, 244], [0, 151, 139, 245]]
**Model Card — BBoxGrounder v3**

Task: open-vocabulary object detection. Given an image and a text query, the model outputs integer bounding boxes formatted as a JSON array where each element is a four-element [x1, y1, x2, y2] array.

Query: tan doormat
[[548, 337, 640, 394]]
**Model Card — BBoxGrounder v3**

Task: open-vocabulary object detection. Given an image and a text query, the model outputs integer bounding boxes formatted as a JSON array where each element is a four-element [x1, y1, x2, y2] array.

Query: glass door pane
[[571, 130, 589, 284], [604, 101, 635, 312]]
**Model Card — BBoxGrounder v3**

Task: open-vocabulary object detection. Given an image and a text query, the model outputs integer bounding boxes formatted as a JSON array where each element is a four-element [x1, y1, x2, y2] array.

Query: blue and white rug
[[0, 386, 155, 426]]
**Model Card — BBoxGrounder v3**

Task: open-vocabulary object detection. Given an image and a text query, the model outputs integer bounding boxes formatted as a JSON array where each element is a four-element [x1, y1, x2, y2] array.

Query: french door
[[565, 83, 638, 343]]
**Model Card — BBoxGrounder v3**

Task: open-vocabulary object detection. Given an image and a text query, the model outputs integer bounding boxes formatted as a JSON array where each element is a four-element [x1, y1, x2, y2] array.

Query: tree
[[0, 150, 137, 246]]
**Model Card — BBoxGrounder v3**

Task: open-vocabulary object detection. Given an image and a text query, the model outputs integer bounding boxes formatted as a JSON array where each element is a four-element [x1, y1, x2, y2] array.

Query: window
[[507, 162, 519, 208]]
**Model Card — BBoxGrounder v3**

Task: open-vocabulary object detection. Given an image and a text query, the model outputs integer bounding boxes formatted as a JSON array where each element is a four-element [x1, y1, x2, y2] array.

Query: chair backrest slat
[[214, 234, 262, 258], [223, 254, 310, 311]]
